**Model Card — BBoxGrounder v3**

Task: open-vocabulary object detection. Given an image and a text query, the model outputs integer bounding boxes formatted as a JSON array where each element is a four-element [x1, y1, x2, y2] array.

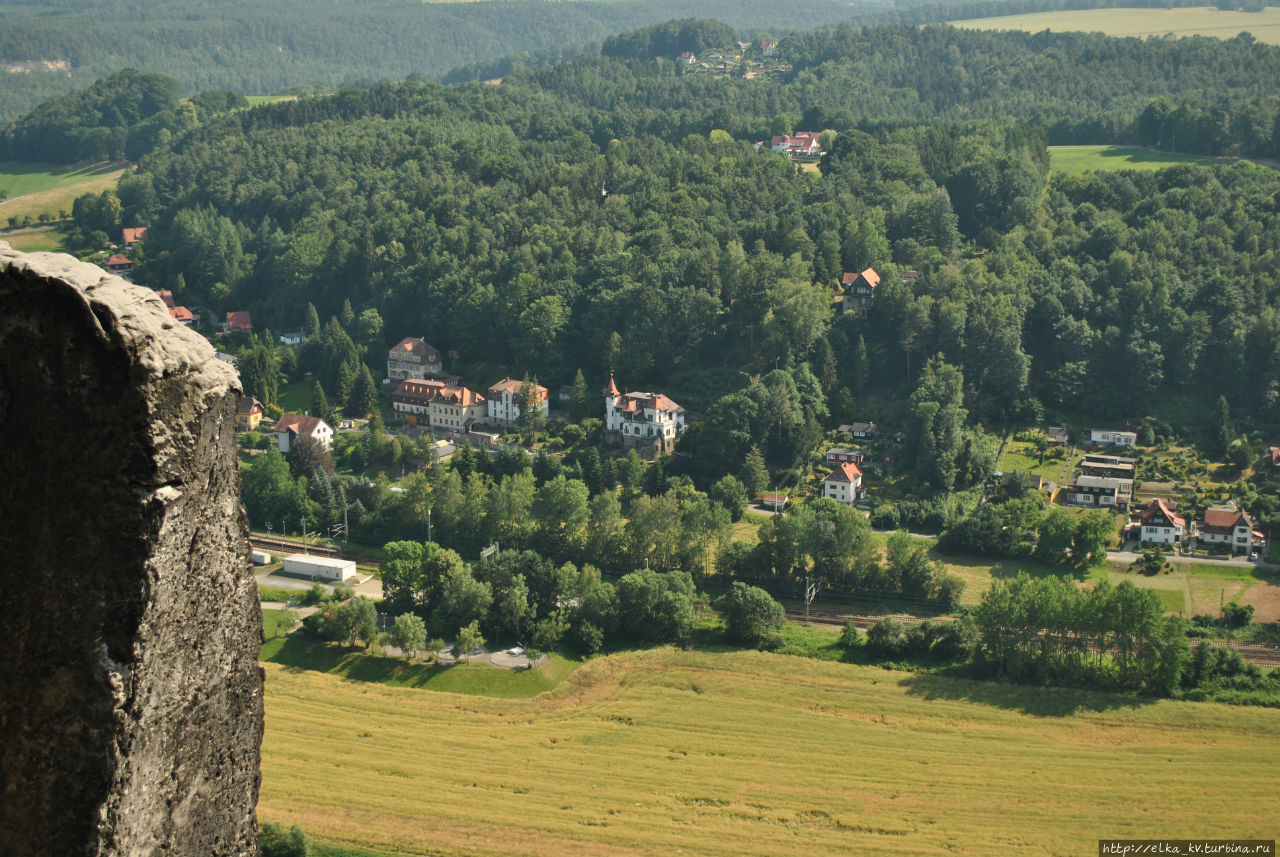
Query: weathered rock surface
[[0, 243, 263, 856]]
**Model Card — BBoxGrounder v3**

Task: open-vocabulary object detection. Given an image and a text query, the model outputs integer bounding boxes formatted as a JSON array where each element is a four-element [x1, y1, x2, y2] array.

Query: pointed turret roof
[[604, 374, 620, 397]]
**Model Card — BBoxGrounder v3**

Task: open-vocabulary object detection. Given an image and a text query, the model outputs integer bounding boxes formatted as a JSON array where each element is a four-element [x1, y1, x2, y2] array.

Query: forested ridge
[[25, 17, 1276, 702], [70, 23, 1279, 436], [0, 0, 863, 124], [0, 0, 1253, 123]]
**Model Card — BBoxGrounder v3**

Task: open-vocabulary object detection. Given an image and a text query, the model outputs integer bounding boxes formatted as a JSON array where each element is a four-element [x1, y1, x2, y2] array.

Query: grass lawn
[[0, 161, 126, 223], [953, 6, 1280, 45], [997, 440, 1073, 481], [931, 550, 1085, 605], [1183, 562, 1273, 582], [259, 630, 580, 698], [262, 608, 289, 639], [275, 378, 314, 415], [258, 647, 1280, 857], [731, 512, 766, 545], [1153, 587, 1187, 614], [1, 225, 66, 252], [1048, 145, 1256, 175]]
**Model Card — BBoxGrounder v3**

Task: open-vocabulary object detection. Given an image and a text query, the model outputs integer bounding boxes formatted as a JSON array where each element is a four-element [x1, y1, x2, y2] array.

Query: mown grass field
[[259, 613, 580, 697], [953, 6, 1280, 44], [1, 225, 65, 252], [259, 647, 1280, 857], [0, 161, 125, 223], [1048, 145, 1241, 174]]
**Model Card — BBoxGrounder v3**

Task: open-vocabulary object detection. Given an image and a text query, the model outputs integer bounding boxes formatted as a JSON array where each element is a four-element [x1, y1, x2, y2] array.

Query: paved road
[[1107, 550, 1274, 570]]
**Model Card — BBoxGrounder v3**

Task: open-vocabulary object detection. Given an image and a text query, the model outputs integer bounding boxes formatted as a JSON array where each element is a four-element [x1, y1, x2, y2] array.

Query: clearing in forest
[[1048, 145, 1241, 174], [0, 161, 125, 224], [953, 7, 1280, 44]]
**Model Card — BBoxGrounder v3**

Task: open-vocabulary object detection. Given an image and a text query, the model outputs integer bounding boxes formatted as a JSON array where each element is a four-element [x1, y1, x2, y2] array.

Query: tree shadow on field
[[898, 672, 1159, 717], [261, 634, 448, 687]]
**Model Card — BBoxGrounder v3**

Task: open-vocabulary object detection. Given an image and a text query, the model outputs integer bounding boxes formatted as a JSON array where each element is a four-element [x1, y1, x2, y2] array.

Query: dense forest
[[0, 0, 864, 124], [0, 0, 1258, 123], [19, 16, 1277, 699], [21, 19, 1275, 571], [62, 22, 1278, 437]]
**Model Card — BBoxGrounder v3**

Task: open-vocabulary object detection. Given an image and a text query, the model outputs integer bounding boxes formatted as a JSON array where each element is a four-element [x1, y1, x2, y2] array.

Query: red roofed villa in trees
[[603, 375, 686, 454]]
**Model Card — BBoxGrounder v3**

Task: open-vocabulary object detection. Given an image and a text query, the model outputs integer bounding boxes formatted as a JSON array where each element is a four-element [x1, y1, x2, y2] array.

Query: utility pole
[[805, 573, 821, 625]]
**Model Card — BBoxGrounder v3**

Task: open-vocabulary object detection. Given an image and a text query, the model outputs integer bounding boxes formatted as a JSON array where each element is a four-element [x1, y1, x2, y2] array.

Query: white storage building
[[283, 554, 356, 581]]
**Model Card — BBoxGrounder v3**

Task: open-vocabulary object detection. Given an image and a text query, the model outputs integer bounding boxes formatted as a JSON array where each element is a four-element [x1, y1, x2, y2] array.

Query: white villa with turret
[[603, 375, 686, 453]]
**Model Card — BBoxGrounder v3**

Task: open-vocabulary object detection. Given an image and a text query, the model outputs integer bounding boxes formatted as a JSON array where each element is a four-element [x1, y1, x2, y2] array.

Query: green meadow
[[258, 647, 1280, 856]]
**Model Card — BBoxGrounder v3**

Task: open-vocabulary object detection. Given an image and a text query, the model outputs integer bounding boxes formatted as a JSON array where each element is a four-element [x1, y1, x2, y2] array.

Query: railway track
[[249, 535, 381, 569]]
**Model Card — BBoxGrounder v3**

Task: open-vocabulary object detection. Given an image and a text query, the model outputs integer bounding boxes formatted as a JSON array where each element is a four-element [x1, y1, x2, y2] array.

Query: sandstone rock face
[[0, 243, 263, 856]]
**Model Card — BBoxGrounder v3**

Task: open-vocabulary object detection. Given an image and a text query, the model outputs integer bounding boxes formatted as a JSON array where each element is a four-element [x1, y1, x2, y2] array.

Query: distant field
[[953, 6, 1280, 44], [259, 648, 1280, 857], [1, 226, 65, 252], [244, 95, 297, 106], [0, 161, 125, 223], [1049, 145, 1242, 174], [934, 543, 1279, 618]]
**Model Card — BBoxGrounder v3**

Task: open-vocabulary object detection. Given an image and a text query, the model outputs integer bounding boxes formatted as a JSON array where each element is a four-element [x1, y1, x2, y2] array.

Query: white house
[[1083, 428, 1137, 448], [770, 132, 821, 157], [823, 462, 864, 504], [386, 336, 443, 381], [1139, 498, 1185, 546], [603, 375, 686, 453], [1065, 474, 1132, 508], [1198, 504, 1260, 556], [486, 377, 549, 427], [283, 554, 355, 581], [274, 413, 333, 453]]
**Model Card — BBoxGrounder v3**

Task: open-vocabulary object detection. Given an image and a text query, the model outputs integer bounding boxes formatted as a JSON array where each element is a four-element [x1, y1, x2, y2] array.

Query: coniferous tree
[[570, 368, 591, 421], [310, 380, 332, 426], [516, 375, 545, 439], [304, 303, 320, 339], [739, 446, 769, 498], [347, 363, 378, 419]]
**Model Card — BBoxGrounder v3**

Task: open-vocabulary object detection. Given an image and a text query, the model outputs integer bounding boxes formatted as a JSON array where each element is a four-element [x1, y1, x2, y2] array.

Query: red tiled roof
[[1203, 508, 1247, 529], [617, 391, 682, 413], [826, 462, 863, 483], [389, 336, 440, 361], [275, 413, 327, 435], [604, 375, 620, 397], [488, 377, 547, 399], [1141, 497, 1185, 529], [226, 311, 252, 331], [168, 305, 194, 322], [394, 379, 484, 407], [156, 289, 175, 307], [122, 227, 149, 244], [105, 255, 131, 266]]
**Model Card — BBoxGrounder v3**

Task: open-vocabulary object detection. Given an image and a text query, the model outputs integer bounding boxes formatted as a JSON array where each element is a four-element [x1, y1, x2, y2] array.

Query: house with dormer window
[[603, 375, 686, 453]]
